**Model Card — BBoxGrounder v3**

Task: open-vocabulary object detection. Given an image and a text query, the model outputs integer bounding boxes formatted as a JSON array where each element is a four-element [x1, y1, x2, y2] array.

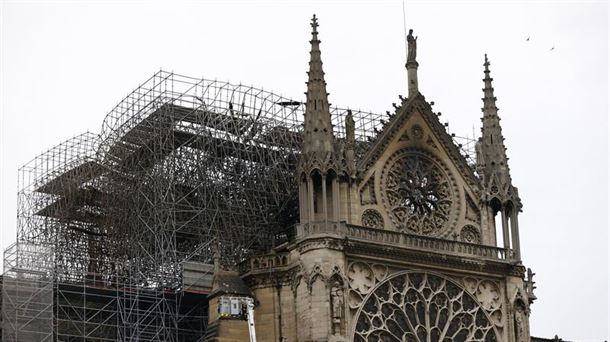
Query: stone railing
[[239, 252, 292, 274], [293, 221, 514, 261], [296, 221, 344, 236]]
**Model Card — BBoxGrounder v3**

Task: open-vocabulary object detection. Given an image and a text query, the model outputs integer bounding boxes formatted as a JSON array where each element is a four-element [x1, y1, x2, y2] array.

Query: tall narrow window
[[490, 198, 503, 247]]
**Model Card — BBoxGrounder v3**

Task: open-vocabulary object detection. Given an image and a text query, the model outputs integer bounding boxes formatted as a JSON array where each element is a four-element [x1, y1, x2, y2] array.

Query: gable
[[354, 94, 484, 239], [358, 94, 479, 188]]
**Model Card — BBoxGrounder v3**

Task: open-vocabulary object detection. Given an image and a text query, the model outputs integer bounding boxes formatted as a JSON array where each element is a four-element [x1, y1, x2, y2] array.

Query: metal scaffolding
[[2, 71, 477, 341], [1, 71, 387, 341]]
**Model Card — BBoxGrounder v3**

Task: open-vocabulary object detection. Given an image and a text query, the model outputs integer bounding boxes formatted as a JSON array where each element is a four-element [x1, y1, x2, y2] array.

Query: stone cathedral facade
[[207, 16, 536, 342]]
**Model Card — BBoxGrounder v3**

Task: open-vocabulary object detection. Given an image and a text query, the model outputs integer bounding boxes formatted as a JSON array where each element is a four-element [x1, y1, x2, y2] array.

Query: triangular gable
[[357, 93, 480, 191], [483, 168, 522, 209]]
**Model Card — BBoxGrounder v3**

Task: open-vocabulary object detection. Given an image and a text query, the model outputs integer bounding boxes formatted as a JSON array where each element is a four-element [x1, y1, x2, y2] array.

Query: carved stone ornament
[[307, 263, 326, 292], [514, 302, 528, 342], [360, 177, 377, 205], [407, 29, 417, 64], [348, 262, 376, 295], [460, 225, 482, 244], [462, 277, 504, 331], [476, 280, 501, 311], [411, 124, 424, 140], [353, 272, 499, 342], [347, 262, 388, 310], [490, 180, 499, 195], [381, 150, 456, 236], [465, 193, 481, 222], [361, 209, 384, 229], [426, 137, 438, 149], [331, 281, 345, 334]]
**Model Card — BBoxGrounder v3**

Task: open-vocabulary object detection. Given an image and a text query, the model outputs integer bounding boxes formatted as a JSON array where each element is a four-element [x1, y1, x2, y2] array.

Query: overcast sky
[[1, 0, 608, 340]]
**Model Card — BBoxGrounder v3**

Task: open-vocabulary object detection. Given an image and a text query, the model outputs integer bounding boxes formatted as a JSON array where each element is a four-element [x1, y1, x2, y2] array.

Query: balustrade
[[243, 222, 513, 274], [345, 223, 513, 261], [292, 222, 513, 261]]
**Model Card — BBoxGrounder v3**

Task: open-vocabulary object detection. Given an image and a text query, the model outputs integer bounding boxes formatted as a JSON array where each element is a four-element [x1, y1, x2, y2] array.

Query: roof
[[209, 270, 252, 298]]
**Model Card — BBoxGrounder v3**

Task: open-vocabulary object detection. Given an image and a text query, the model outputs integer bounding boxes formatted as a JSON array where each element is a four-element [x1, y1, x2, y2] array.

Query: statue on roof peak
[[407, 29, 418, 63]]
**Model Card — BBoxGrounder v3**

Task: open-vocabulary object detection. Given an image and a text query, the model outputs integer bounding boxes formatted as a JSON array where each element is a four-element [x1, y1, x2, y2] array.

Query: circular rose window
[[381, 151, 456, 236]]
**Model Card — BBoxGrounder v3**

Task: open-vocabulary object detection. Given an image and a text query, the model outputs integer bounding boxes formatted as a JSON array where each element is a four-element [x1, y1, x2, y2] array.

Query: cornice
[[343, 238, 524, 277]]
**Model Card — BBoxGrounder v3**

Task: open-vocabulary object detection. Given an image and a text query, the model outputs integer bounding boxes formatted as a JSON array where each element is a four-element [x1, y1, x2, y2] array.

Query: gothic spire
[[297, 15, 341, 225], [302, 14, 335, 155], [476, 54, 522, 259], [482, 54, 499, 117], [477, 54, 514, 199]]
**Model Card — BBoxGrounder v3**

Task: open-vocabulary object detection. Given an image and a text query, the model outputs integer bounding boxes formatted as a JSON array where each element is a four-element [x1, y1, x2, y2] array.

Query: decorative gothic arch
[[328, 267, 347, 336], [307, 263, 327, 292], [351, 271, 500, 342]]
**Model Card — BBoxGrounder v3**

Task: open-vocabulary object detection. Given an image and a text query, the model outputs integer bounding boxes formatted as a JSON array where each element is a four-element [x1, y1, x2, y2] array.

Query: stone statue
[[407, 29, 418, 64], [525, 268, 537, 301], [514, 304, 528, 342], [330, 281, 344, 334], [344, 110, 356, 173], [345, 110, 355, 146]]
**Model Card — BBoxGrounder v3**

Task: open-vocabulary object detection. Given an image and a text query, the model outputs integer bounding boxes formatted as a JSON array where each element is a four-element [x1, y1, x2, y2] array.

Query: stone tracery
[[362, 209, 384, 229], [461, 225, 482, 244], [353, 272, 498, 342], [382, 152, 455, 235], [348, 262, 376, 295]]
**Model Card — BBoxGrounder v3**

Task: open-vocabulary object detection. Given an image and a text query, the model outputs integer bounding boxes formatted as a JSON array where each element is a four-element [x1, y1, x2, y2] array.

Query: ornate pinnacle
[[482, 54, 498, 115], [311, 14, 319, 35], [484, 53, 490, 72], [477, 54, 513, 197], [301, 14, 335, 156]]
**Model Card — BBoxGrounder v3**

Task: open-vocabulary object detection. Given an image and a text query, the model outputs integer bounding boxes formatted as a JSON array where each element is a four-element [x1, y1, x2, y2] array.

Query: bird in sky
[[550, 46, 555, 51], [526, 36, 530, 41]]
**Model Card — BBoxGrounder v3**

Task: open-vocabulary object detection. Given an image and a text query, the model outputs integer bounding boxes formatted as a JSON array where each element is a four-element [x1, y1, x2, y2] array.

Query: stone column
[[501, 208, 510, 250], [510, 211, 521, 260], [406, 62, 419, 98], [322, 174, 328, 223], [299, 179, 307, 223], [308, 177, 315, 221], [484, 207, 496, 246], [333, 177, 340, 222]]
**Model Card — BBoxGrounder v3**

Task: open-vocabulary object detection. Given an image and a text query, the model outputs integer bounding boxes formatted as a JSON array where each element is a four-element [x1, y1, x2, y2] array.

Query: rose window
[[460, 225, 482, 244], [353, 272, 498, 342], [383, 154, 454, 235], [362, 209, 384, 229]]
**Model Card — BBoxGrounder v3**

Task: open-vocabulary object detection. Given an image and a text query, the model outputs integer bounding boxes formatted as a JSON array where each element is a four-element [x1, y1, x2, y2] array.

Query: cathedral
[[0, 14, 540, 342], [206, 15, 536, 342]]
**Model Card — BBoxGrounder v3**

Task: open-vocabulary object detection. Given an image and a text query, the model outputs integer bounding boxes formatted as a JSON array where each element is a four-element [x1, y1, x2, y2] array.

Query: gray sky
[[1, 0, 608, 340]]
